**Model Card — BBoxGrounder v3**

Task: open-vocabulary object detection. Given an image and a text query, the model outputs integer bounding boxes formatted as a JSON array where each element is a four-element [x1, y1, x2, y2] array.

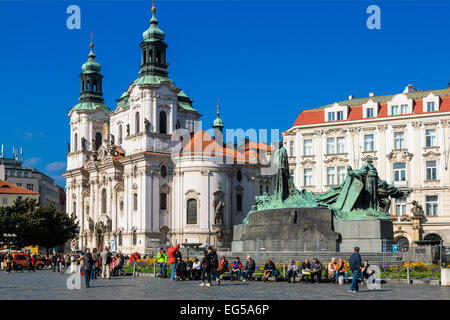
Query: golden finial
[[152, 0, 156, 12], [90, 32, 94, 49], [217, 98, 220, 117]]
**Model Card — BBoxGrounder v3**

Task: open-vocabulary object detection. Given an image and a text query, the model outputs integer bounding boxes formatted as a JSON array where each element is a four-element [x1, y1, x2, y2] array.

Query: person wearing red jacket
[[167, 244, 180, 280], [229, 257, 242, 281]]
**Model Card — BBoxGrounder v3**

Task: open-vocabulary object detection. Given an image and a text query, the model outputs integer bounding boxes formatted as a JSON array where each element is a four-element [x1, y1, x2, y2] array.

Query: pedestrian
[[100, 247, 112, 279], [82, 248, 95, 288], [51, 253, 58, 272], [208, 247, 220, 285], [91, 248, 99, 279], [167, 243, 180, 281], [5, 251, 12, 273], [156, 248, 168, 278], [27, 253, 35, 272], [349, 247, 363, 293], [199, 250, 213, 287]]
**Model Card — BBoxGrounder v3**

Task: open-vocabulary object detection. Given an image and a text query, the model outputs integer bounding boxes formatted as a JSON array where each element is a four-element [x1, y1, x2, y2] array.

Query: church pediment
[[386, 150, 413, 162]]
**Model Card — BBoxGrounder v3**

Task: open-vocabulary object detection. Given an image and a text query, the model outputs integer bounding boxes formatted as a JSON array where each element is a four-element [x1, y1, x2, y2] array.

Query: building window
[[2, 197, 7, 205], [393, 163, 406, 182], [160, 165, 167, 177], [133, 193, 138, 211], [427, 102, 435, 112], [289, 141, 294, 156], [119, 201, 124, 212], [425, 196, 438, 216], [236, 194, 242, 212], [326, 138, 335, 154], [303, 139, 312, 156], [425, 129, 436, 147], [118, 124, 123, 145], [74, 133, 78, 152], [73, 202, 76, 215], [27, 184, 33, 191], [160, 193, 167, 210], [337, 166, 346, 184], [328, 112, 335, 121], [132, 230, 137, 246], [95, 132, 102, 151], [327, 167, 336, 186], [24, 171, 29, 178], [337, 111, 344, 120], [364, 134, 374, 152], [135, 112, 140, 134], [395, 197, 407, 215], [290, 169, 294, 178], [400, 104, 408, 114], [259, 185, 263, 195], [236, 170, 242, 182], [265, 186, 269, 193], [336, 137, 345, 153], [118, 232, 122, 246], [304, 168, 313, 186], [101, 189, 107, 214], [366, 108, 374, 118], [159, 111, 167, 134], [391, 105, 399, 115], [426, 161, 437, 180], [187, 199, 197, 224], [394, 132, 404, 149]]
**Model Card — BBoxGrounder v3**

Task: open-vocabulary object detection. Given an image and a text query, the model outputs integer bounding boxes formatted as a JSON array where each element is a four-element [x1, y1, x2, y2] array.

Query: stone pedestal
[[333, 219, 394, 252], [232, 207, 339, 252], [441, 269, 450, 286]]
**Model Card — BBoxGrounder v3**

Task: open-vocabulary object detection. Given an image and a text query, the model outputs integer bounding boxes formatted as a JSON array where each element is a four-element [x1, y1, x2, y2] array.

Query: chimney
[[348, 95, 354, 100], [369, 92, 375, 97], [448, 82, 450, 88], [403, 84, 417, 93]]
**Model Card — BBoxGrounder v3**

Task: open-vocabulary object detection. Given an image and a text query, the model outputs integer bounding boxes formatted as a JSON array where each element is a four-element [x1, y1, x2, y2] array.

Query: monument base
[[233, 207, 339, 252], [333, 219, 394, 252]]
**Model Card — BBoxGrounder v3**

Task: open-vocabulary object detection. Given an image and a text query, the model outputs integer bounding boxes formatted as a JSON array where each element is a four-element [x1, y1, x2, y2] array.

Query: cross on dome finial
[[152, 0, 156, 12], [90, 32, 94, 49]]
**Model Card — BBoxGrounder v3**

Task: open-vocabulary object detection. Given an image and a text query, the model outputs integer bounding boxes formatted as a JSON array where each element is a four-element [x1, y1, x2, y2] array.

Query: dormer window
[[392, 105, 399, 115], [423, 93, 440, 112], [325, 103, 348, 122], [366, 108, 374, 118], [388, 94, 413, 116], [363, 99, 379, 118], [337, 111, 344, 120]]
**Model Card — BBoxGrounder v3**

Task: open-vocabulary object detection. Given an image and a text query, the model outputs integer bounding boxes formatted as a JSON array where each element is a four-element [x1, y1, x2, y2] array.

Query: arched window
[[135, 112, 140, 134], [95, 132, 102, 150], [74, 133, 78, 152], [159, 111, 167, 134], [260, 185, 263, 195], [156, 49, 161, 63], [143, 50, 147, 64], [132, 230, 137, 246], [93, 80, 97, 92], [118, 231, 122, 246], [236, 194, 242, 212], [118, 124, 123, 145], [86, 80, 91, 91], [133, 166, 138, 178], [187, 199, 197, 224], [175, 120, 181, 129], [160, 193, 167, 210], [149, 49, 153, 62], [101, 189, 107, 214], [133, 193, 138, 211]]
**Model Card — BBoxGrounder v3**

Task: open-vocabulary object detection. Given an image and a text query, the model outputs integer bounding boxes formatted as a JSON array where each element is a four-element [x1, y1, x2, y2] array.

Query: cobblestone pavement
[[1, 270, 450, 300]]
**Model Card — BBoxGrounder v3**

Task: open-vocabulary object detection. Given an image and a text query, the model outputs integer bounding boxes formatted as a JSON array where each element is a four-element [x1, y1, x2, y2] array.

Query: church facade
[[63, 4, 271, 254]]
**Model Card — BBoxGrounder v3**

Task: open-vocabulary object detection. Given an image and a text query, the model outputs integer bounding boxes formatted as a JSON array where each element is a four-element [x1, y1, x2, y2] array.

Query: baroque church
[[63, 3, 272, 253]]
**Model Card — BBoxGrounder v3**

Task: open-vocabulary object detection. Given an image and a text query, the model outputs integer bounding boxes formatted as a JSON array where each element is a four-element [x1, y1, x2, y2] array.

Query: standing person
[[199, 250, 213, 287], [27, 253, 35, 272], [156, 248, 168, 278], [82, 248, 95, 288], [167, 243, 180, 281], [5, 251, 12, 273], [242, 255, 256, 282], [91, 248, 99, 280], [207, 247, 220, 285], [349, 247, 363, 293], [100, 247, 112, 279], [51, 253, 58, 272], [287, 260, 298, 283]]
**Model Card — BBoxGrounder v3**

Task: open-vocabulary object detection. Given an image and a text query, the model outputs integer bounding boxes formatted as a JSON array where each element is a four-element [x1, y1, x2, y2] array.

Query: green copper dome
[[143, 6, 165, 41], [82, 44, 101, 73], [212, 103, 224, 129]]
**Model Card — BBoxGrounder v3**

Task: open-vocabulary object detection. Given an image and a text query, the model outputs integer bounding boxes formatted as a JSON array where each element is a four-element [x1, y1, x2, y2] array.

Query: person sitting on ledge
[[263, 259, 279, 282], [216, 256, 228, 279], [287, 260, 299, 283], [310, 258, 323, 283], [243, 255, 256, 282], [300, 258, 312, 283], [185, 257, 193, 280], [361, 260, 371, 284], [191, 258, 202, 280], [230, 257, 242, 281], [328, 257, 337, 283], [175, 257, 188, 281], [335, 258, 349, 284]]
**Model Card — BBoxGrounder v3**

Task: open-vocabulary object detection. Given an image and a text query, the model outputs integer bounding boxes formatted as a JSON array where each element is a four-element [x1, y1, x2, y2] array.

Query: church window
[[160, 193, 167, 210], [93, 80, 97, 92], [132, 230, 137, 246], [260, 185, 263, 195], [236, 170, 242, 182], [95, 132, 102, 150], [101, 189, 107, 214], [135, 112, 140, 134], [86, 80, 91, 91], [159, 111, 167, 134], [160, 165, 167, 177], [187, 199, 197, 224], [149, 50, 153, 62], [236, 194, 242, 212], [156, 49, 161, 63], [133, 166, 138, 178], [118, 124, 123, 145], [133, 193, 138, 211], [143, 50, 147, 64], [118, 231, 122, 246], [74, 133, 78, 152]]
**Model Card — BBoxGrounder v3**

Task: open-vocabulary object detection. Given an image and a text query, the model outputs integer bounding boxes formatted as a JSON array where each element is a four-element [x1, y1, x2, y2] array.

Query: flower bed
[[380, 262, 442, 280]]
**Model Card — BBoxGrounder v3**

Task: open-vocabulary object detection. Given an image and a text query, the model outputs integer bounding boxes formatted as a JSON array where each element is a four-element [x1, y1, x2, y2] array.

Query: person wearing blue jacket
[[349, 247, 363, 293]]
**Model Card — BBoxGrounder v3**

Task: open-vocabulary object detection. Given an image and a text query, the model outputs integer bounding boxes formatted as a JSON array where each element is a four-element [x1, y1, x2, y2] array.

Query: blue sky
[[0, 0, 449, 186]]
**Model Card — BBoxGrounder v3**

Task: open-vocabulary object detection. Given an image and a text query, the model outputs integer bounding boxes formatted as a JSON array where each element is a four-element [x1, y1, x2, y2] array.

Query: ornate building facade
[[283, 85, 450, 247], [63, 4, 270, 254]]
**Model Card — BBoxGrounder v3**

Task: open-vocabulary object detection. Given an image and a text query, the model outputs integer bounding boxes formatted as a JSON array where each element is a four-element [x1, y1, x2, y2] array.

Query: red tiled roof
[[290, 92, 450, 128], [0, 180, 39, 195]]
